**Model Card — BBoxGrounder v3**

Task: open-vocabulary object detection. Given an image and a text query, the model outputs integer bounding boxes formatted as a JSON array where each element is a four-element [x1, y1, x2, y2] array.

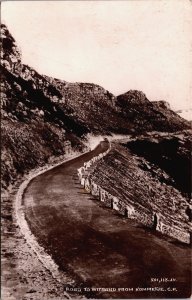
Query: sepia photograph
[[1, 0, 192, 299]]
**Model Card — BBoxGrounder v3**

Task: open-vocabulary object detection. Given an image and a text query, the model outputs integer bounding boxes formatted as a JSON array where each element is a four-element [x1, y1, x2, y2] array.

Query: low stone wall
[[77, 146, 191, 244], [156, 219, 190, 243]]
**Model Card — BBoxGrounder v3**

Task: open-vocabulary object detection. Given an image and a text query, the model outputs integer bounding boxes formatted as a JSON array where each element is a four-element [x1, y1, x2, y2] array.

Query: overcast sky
[[2, 0, 192, 110]]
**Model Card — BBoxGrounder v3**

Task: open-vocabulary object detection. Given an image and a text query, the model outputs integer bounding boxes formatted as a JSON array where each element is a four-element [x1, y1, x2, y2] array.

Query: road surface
[[23, 141, 191, 299]]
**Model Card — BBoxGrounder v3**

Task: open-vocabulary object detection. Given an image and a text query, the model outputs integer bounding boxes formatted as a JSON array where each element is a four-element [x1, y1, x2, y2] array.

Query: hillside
[[1, 23, 190, 191], [88, 136, 191, 243], [1, 24, 86, 191], [116, 91, 190, 133]]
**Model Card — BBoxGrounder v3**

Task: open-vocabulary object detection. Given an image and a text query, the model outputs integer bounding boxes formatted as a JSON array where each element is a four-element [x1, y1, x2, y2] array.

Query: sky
[[2, 0, 192, 110]]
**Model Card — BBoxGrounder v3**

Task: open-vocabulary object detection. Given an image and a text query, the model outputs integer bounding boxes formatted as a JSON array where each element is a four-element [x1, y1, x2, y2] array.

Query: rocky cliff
[[1, 24, 86, 191], [1, 24, 191, 191]]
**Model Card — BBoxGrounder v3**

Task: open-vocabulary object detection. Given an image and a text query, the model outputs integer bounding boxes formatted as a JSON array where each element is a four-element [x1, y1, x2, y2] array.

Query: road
[[23, 141, 191, 299]]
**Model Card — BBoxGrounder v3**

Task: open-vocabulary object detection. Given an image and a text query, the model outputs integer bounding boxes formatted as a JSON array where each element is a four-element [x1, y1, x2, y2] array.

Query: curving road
[[23, 141, 191, 299]]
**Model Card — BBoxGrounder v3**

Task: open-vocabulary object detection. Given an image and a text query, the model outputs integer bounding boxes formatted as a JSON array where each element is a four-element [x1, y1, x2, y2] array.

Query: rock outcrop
[[116, 90, 190, 133], [152, 100, 170, 110]]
